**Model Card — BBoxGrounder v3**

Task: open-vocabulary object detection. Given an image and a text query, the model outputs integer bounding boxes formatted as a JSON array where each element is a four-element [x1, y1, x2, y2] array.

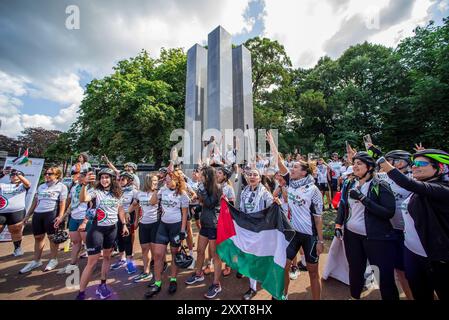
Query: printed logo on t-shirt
[[0, 195, 9, 209], [287, 192, 306, 207], [38, 191, 59, 199], [161, 198, 179, 208], [96, 208, 107, 223]]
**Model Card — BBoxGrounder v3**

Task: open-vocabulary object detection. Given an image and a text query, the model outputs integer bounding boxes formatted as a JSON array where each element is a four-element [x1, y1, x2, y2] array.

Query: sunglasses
[[45, 172, 55, 176], [413, 160, 431, 167]]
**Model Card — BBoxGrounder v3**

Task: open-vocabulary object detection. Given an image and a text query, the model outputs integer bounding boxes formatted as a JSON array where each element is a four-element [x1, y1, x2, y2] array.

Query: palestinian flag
[[12, 149, 31, 166], [216, 198, 295, 300]]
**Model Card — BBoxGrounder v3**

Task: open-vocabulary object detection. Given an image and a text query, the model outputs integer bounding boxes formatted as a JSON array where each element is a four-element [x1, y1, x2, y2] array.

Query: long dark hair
[[95, 175, 122, 199], [261, 175, 276, 193], [201, 166, 221, 197]]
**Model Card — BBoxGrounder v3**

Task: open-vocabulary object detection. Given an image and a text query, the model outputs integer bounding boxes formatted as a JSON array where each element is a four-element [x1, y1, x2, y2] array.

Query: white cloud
[[262, 0, 434, 68], [368, 0, 434, 48], [0, 71, 81, 137]]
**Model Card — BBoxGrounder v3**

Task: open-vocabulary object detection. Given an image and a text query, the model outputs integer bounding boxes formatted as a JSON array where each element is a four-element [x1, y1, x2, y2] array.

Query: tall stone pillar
[[184, 44, 207, 169], [206, 26, 233, 154]]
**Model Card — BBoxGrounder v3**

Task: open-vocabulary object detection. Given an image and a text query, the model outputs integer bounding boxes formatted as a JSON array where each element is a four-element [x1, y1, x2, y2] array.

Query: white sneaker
[[19, 260, 42, 274], [13, 247, 24, 257], [188, 257, 196, 270], [44, 258, 58, 271]]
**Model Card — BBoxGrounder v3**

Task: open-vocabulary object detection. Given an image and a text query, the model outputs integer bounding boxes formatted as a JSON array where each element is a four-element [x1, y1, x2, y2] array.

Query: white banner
[[0, 157, 45, 242]]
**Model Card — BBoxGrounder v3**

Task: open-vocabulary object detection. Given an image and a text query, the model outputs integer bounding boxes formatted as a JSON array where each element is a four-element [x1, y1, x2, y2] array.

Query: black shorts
[[0, 210, 25, 226], [330, 179, 339, 192], [199, 227, 217, 240], [154, 221, 182, 247], [32, 211, 57, 236], [189, 204, 201, 221], [394, 229, 405, 271], [86, 223, 118, 255], [286, 232, 319, 264], [139, 221, 160, 245], [317, 183, 328, 192]]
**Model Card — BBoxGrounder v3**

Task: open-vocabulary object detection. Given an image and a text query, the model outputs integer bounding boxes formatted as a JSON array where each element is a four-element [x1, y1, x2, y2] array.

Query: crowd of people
[[0, 133, 448, 301]]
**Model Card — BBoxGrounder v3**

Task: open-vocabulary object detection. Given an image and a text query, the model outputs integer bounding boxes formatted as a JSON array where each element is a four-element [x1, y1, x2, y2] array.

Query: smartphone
[[363, 134, 372, 150]]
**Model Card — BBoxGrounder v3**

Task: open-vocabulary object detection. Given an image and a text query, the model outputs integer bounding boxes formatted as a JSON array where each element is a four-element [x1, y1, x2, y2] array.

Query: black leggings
[[344, 228, 399, 300], [117, 219, 134, 257], [404, 247, 449, 300]]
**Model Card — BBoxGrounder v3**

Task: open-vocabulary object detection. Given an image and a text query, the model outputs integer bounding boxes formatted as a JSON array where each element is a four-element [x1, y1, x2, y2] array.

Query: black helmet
[[119, 171, 135, 181], [412, 149, 449, 165], [50, 228, 69, 244], [98, 168, 116, 178], [174, 246, 193, 269], [353, 151, 376, 168], [385, 150, 412, 164], [124, 162, 137, 171], [158, 167, 168, 174], [217, 165, 232, 179]]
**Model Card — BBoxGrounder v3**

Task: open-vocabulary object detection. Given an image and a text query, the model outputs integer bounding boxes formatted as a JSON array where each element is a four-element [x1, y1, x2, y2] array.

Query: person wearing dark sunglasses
[[20, 167, 68, 274], [379, 149, 449, 300]]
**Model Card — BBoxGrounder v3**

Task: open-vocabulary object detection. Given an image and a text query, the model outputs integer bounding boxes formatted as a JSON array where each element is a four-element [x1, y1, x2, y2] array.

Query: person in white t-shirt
[[127, 173, 160, 283], [20, 167, 68, 274], [0, 168, 31, 257], [145, 170, 189, 298], [75, 167, 129, 300], [328, 153, 344, 199]]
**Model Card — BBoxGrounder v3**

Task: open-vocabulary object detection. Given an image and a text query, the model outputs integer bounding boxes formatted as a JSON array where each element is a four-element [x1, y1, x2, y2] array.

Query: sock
[[14, 240, 22, 250], [101, 279, 106, 285], [155, 280, 162, 287]]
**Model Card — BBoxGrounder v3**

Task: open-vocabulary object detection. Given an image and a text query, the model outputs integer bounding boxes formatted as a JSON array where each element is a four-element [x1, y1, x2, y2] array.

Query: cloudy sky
[[0, 0, 447, 138]]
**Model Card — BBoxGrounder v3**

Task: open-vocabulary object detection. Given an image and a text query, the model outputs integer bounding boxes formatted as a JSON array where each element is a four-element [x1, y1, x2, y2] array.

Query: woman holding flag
[[239, 167, 273, 300], [267, 131, 324, 300]]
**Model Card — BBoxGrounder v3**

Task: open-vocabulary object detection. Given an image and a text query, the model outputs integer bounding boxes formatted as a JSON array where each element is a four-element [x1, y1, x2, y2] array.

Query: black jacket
[[198, 186, 222, 229], [387, 169, 449, 262], [336, 176, 396, 241]]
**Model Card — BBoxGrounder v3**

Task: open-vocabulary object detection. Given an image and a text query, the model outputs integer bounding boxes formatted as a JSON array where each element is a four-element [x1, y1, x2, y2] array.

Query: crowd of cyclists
[[0, 133, 448, 301]]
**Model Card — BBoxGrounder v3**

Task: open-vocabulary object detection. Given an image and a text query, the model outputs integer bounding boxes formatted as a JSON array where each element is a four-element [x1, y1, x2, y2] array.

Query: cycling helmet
[[50, 228, 69, 244], [158, 167, 168, 174], [124, 162, 138, 171], [385, 150, 412, 163], [412, 149, 449, 165], [119, 171, 135, 181], [98, 168, 116, 178], [353, 151, 376, 168], [174, 246, 194, 269], [217, 165, 232, 179]]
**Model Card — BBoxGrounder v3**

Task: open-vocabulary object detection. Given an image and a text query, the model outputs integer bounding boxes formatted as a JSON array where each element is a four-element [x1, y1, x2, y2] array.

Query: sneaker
[[133, 272, 153, 283], [204, 283, 222, 299], [57, 264, 77, 275], [13, 247, 24, 257], [203, 264, 212, 275], [222, 266, 231, 277], [110, 259, 126, 270], [44, 259, 58, 271], [289, 266, 299, 280], [185, 272, 205, 285], [145, 283, 161, 298], [242, 288, 257, 300], [126, 261, 137, 274], [168, 279, 177, 294], [187, 257, 196, 270], [96, 283, 112, 300], [75, 292, 86, 300], [297, 261, 308, 272], [19, 260, 42, 274]]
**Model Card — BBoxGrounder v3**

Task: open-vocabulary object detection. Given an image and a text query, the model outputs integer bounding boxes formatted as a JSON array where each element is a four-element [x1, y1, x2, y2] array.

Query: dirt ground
[[0, 224, 405, 300]]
